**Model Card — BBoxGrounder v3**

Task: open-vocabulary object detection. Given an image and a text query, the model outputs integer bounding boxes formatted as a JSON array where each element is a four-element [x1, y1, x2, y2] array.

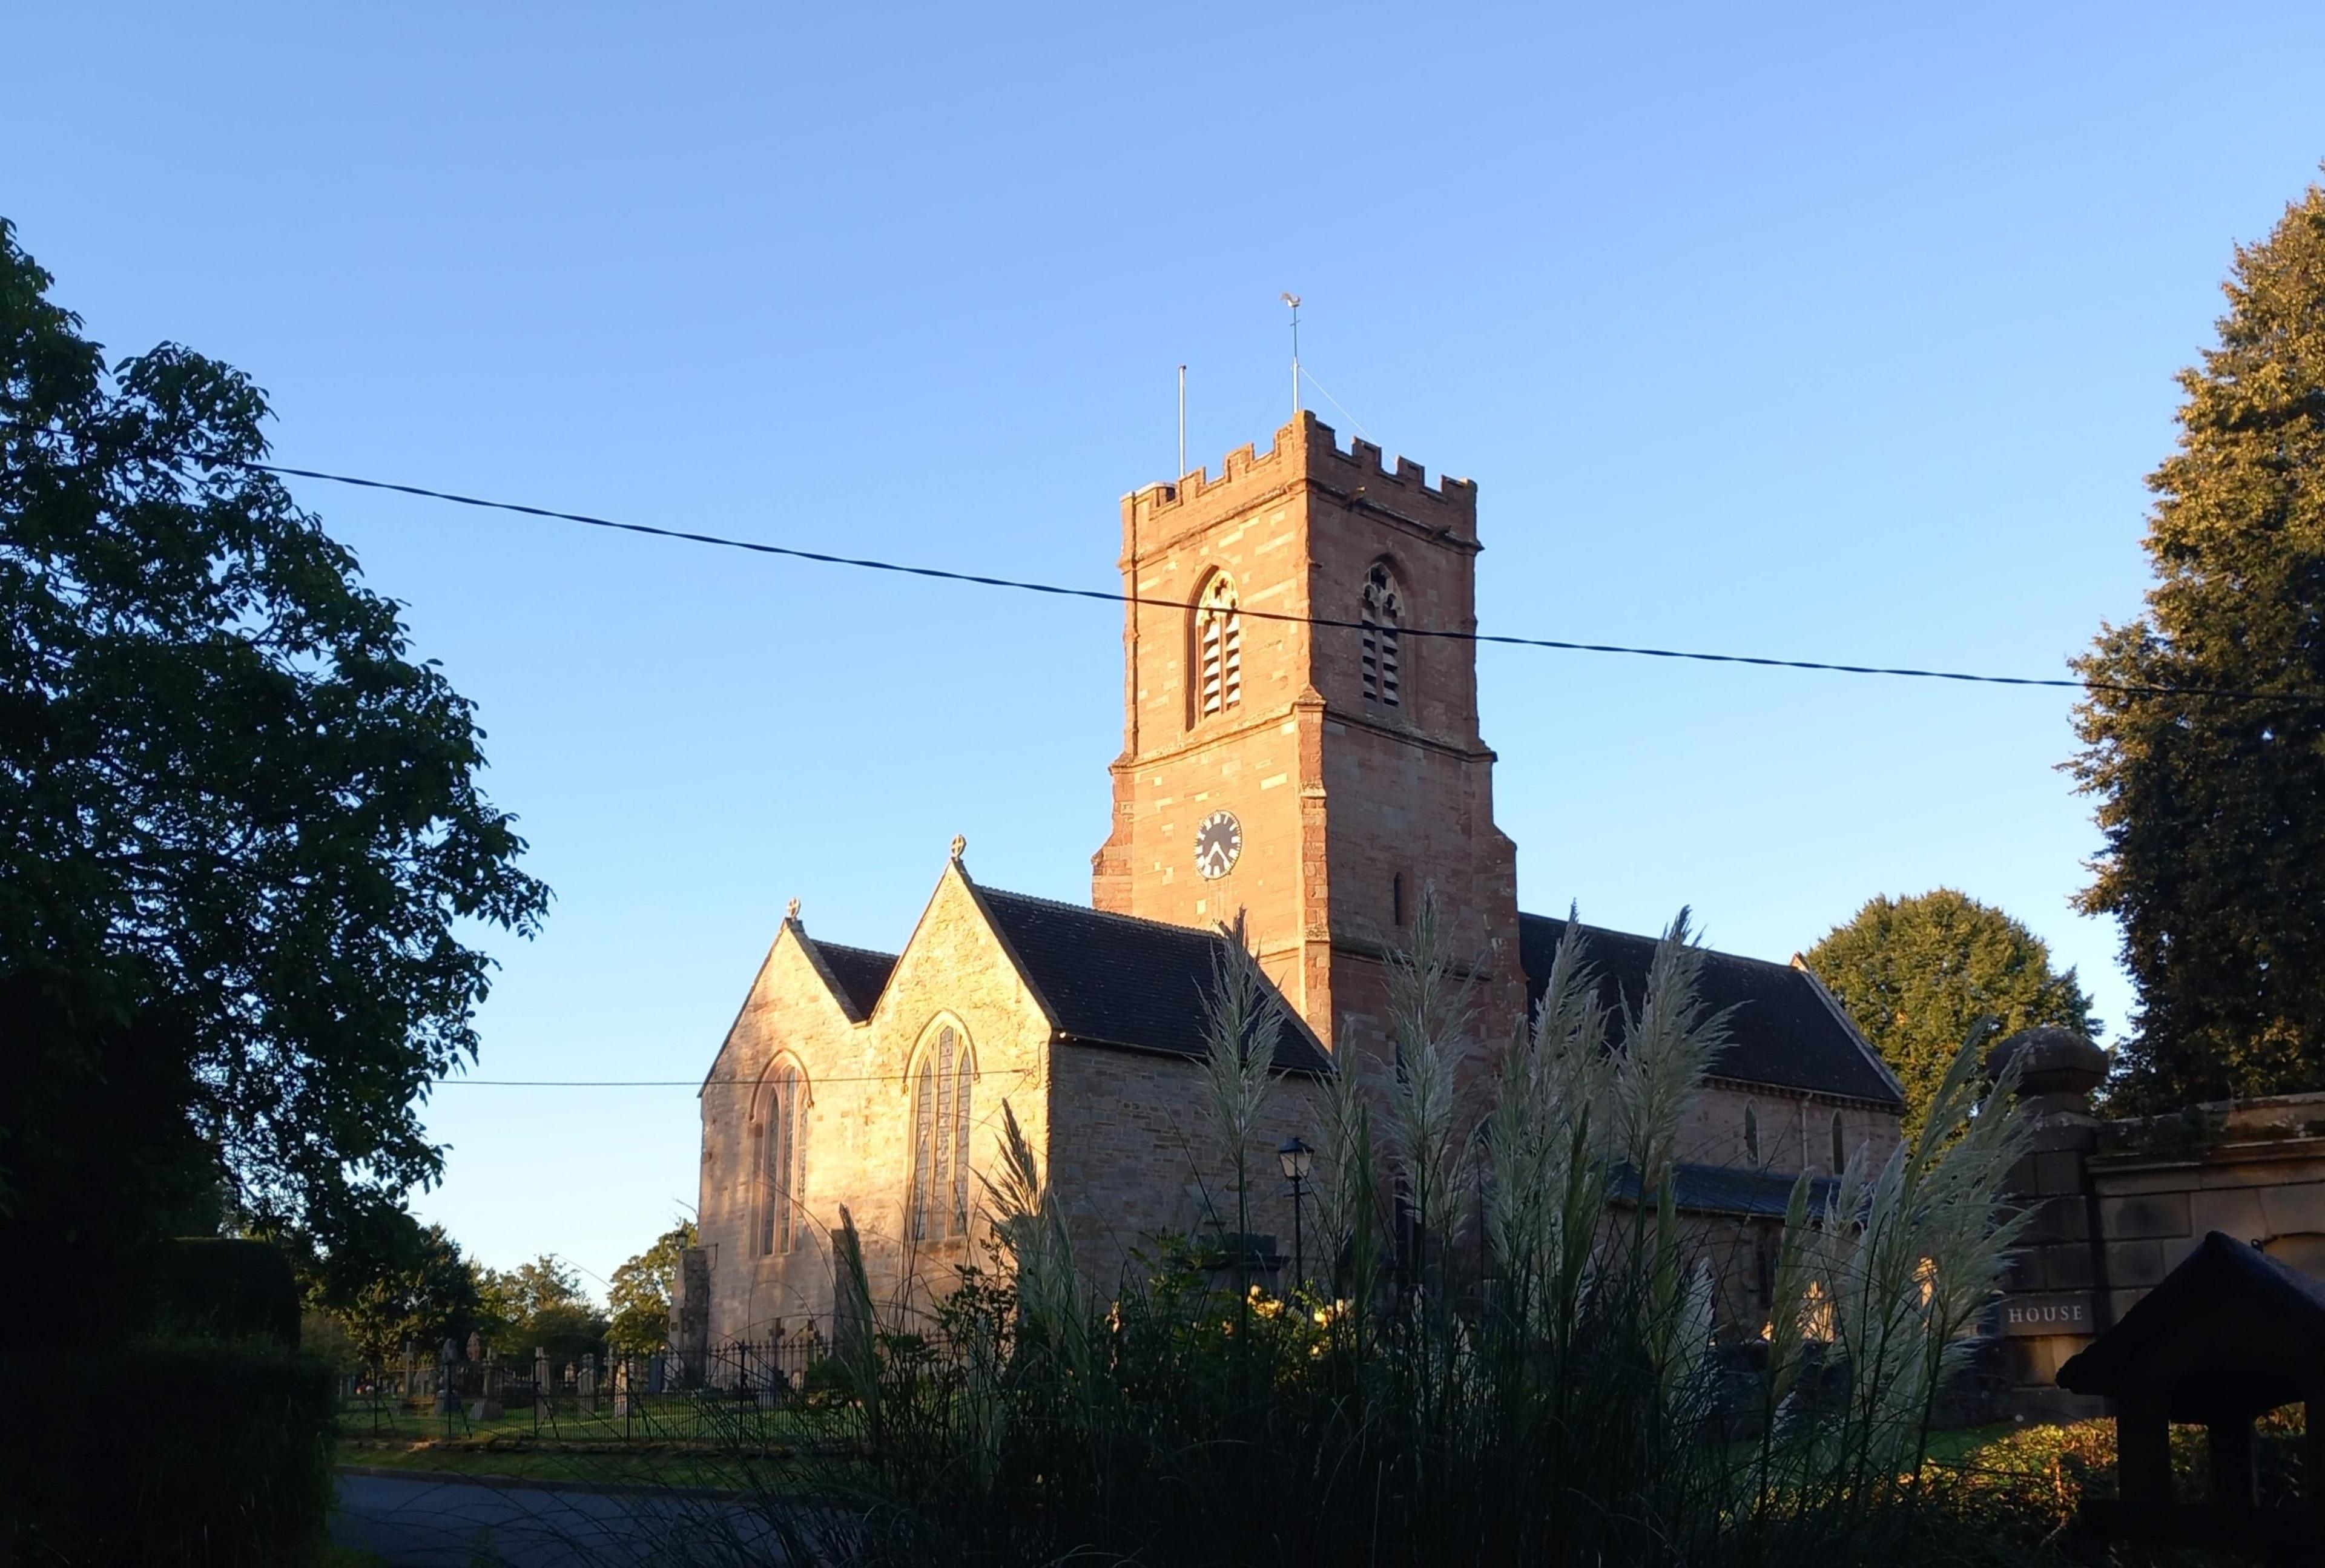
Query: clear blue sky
[[14, 3, 2325, 1293]]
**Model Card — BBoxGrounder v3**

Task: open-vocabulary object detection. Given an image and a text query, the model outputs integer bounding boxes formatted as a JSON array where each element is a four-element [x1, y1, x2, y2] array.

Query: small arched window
[[1830, 1110, 1848, 1175], [1195, 575, 1242, 719], [911, 1024, 974, 1242], [753, 1061, 808, 1256], [1360, 563, 1402, 707], [1743, 1102, 1762, 1164]]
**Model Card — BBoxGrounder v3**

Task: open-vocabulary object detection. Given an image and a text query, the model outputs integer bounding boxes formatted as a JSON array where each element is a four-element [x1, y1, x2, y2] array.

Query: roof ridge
[[980, 884, 1228, 943], [1519, 908, 1801, 978], [812, 938, 900, 963]]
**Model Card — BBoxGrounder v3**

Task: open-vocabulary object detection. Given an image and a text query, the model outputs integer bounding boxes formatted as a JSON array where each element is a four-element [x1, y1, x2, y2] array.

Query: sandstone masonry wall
[[696, 862, 1057, 1343]]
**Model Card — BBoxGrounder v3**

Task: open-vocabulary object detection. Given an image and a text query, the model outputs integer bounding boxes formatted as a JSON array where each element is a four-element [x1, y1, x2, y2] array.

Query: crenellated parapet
[[1123, 412, 1477, 550]]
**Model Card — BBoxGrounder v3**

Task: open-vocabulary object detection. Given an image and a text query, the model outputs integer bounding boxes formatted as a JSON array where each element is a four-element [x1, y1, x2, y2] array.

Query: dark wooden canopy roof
[[2056, 1231, 2325, 1423]]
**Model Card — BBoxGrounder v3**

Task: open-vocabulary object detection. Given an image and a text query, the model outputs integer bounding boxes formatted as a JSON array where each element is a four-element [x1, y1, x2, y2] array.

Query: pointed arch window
[[1830, 1110, 1848, 1175], [1743, 1101, 1762, 1164], [1360, 563, 1402, 707], [753, 1060, 808, 1256], [911, 1024, 974, 1241], [1196, 575, 1242, 719]]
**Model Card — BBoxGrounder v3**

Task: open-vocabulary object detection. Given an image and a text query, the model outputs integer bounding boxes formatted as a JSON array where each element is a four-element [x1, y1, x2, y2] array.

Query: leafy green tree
[[472, 1254, 607, 1363], [0, 219, 549, 1342], [606, 1220, 699, 1354], [1803, 890, 2096, 1134], [2072, 181, 2325, 1111], [305, 1215, 480, 1366]]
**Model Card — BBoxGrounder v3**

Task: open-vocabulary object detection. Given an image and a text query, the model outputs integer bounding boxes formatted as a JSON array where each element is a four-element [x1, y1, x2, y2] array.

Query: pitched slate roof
[[1517, 913, 1901, 1107], [813, 940, 900, 1022], [974, 886, 1334, 1076], [1612, 1162, 1840, 1219]]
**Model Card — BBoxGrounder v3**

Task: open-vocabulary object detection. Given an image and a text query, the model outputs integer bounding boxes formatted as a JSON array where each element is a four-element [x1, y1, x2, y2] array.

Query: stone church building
[[688, 413, 1905, 1348]]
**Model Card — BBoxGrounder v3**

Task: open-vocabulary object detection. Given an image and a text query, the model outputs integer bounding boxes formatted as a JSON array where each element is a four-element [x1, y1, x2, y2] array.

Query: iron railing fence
[[337, 1323, 832, 1443]]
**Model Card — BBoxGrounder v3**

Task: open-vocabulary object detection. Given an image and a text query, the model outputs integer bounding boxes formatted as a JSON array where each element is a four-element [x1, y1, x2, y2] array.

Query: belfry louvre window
[[1196, 575, 1242, 717], [911, 1025, 974, 1241], [1361, 563, 1402, 707], [754, 1061, 807, 1256]]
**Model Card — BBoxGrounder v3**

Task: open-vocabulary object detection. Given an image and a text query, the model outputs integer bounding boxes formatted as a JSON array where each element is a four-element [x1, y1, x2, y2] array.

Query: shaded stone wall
[[1680, 1081, 1903, 1176], [1989, 1026, 2325, 1420], [1047, 1046, 1330, 1293]]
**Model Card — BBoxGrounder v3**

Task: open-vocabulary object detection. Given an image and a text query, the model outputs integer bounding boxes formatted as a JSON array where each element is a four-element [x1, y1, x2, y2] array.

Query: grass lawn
[[335, 1395, 830, 1490]]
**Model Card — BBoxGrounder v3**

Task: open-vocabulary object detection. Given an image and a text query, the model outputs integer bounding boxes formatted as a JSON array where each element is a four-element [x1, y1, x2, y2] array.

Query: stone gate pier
[[1990, 1025, 2325, 1421]]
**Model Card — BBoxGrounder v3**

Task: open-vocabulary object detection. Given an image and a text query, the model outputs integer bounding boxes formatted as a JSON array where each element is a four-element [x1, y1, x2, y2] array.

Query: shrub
[[0, 1340, 335, 1567], [153, 1238, 301, 1346]]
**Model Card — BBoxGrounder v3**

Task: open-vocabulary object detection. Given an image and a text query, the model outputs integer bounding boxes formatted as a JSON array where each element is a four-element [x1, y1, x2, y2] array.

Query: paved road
[[331, 1469, 797, 1566]]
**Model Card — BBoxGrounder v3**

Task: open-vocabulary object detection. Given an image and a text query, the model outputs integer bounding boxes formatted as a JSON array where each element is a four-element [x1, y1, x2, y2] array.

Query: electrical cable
[[228, 457, 2300, 703], [4, 416, 2300, 699], [437, 1067, 1036, 1088]]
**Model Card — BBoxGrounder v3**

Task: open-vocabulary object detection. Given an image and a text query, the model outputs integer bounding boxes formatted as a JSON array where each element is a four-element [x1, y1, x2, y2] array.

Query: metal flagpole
[[1282, 292, 1302, 417]]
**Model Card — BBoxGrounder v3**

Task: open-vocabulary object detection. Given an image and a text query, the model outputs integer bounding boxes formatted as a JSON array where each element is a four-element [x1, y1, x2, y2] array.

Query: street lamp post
[[1278, 1136, 1314, 1291]]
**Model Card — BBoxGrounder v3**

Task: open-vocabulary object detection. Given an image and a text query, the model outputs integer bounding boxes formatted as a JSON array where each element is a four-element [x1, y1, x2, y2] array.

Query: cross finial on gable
[[950, 834, 968, 862], [785, 897, 801, 921]]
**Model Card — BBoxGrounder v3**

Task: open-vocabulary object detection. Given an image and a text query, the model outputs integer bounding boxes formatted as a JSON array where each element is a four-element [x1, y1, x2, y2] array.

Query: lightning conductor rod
[[1178, 364, 1187, 479], [1282, 292, 1303, 417]]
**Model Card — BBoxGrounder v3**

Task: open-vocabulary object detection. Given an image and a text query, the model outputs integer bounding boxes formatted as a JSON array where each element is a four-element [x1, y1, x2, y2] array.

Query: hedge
[[151, 1239, 301, 1346], [0, 1340, 335, 1566]]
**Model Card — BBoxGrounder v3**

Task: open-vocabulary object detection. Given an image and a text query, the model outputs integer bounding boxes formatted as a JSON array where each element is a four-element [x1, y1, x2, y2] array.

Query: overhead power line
[[255, 460, 2123, 693], [246, 458, 2302, 703], [2, 417, 2292, 702], [438, 1067, 1035, 1089]]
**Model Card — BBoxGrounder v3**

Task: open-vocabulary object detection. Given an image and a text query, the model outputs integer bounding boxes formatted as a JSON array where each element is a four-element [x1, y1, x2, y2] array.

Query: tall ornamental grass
[[777, 895, 2048, 1567]]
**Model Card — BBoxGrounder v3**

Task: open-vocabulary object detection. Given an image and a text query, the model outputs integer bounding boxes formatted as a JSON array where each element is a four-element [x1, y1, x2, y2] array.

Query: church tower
[[1091, 413, 1523, 1069]]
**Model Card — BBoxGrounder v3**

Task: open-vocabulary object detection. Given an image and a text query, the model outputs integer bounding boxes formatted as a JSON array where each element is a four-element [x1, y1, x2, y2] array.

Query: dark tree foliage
[[2073, 182, 2325, 1111], [607, 1219, 699, 1354], [1802, 890, 2096, 1135], [473, 1254, 608, 1363], [0, 220, 549, 1337], [300, 1214, 481, 1366]]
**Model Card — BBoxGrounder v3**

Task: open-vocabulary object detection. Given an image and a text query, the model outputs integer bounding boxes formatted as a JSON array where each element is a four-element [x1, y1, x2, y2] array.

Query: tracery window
[[1196, 574, 1242, 718], [753, 1060, 808, 1256], [1360, 562, 1402, 707], [911, 1024, 974, 1242]]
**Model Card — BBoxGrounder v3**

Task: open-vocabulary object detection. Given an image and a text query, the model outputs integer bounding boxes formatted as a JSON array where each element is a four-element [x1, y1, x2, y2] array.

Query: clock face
[[1194, 810, 1242, 880]]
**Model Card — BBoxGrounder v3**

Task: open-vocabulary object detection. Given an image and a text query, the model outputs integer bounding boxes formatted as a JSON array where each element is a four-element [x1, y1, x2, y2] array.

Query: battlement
[[1124, 412, 1477, 540]]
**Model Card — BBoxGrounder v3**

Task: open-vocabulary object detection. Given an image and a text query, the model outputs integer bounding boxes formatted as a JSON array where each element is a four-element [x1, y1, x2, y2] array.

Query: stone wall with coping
[[1989, 1025, 2325, 1421]]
